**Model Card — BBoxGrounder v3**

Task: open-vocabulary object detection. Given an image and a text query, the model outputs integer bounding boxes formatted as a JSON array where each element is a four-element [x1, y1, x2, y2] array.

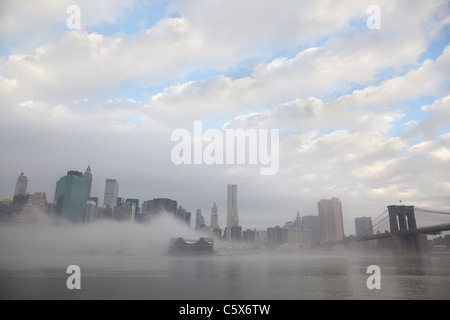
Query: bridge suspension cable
[[357, 209, 389, 236], [360, 210, 388, 235], [415, 207, 450, 215], [371, 215, 389, 233]]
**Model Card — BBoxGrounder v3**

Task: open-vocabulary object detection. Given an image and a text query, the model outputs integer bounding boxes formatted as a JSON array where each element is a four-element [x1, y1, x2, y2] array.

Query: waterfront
[[1, 219, 449, 300], [1, 251, 449, 300]]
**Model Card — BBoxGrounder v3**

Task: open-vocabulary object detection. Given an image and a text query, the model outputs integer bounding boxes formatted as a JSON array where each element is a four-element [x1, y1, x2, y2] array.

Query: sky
[[0, 0, 449, 234]]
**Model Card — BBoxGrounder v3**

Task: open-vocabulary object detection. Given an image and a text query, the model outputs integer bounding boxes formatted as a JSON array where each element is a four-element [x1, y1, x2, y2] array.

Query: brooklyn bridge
[[353, 205, 450, 256]]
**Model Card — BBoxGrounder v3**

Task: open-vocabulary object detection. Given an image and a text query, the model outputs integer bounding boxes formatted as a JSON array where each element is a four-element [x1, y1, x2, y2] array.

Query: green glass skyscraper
[[54, 170, 90, 223]]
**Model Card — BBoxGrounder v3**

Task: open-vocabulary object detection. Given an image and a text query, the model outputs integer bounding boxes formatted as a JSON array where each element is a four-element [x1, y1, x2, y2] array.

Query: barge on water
[[169, 237, 214, 255]]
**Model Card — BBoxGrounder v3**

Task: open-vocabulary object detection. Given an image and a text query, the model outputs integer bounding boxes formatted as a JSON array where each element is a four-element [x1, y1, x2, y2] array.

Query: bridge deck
[[356, 223, 450, 241]]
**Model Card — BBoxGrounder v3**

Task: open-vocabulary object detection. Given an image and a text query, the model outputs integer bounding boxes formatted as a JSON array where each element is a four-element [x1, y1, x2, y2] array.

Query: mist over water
[[1, 212, 450, 300], [0, 213, 204, 261]]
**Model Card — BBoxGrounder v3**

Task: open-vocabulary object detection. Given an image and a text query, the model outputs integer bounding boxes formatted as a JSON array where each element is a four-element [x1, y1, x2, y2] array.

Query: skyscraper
[[355, 217, 373, 237], [103, 179, 119, 211], [318, 197, 345, 243], [0, 199, 12, 224], [54, 171, 90, 223], [15, 192, 47, 225], [140, 198, 178, 222], [211, 202, 219, 230], [14, 172, 28, 196], [177, 205, 186, 221], [284, 212, 312, 247], [267, 226, 288, 247], [126, 199, 140, 217], [185, 211, 192, 226], [83, 165, 92, 197], [195, 209, 205, 230], [227, 184, 239, 240], [302, 215, 320, 246]]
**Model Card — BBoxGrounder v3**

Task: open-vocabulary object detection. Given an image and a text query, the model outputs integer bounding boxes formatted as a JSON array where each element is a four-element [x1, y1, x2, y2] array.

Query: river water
[[1, 250, 449, 300], [1, 220, 449, 300]]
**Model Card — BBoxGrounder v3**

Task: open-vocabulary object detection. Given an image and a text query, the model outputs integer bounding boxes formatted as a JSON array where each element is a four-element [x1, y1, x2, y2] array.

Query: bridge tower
[[387, 205, 421, 256]]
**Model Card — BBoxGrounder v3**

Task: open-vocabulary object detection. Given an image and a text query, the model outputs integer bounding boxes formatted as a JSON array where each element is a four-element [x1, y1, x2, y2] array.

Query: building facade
[[0, 199, 13, 224], [230, 226, 242, 241], [302, 215, 320, 246], [284, 212, 312, 247], [103, 179, 119, 211], [195, 209, 205, 230], [318, 198, 345, 243], [11, 194, 31, 216], [355, 216, 374, 237], [83, 166, 93, 197], [185, 211, 192, 226], [177, 205, 186, 221], [169, 237, 214, 255], [14, 172, 28, 196], [85, 197, 98, 223], [267, 226, 288, 248], [54, 171, 90, 223], [243, 229, 257, 243], [15, 192, 47, 225], [211, 202, 219, 230], [227, 184, 239, 240], [141, 198, 178, 221]]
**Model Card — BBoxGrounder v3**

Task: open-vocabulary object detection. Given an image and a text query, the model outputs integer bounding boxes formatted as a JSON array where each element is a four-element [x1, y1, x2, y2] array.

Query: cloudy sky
[[1, 0, 449, 234]]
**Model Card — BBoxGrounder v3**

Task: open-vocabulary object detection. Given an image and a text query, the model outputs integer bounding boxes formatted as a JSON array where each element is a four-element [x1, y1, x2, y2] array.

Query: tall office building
[[103, 179, 119, 211], [185, 211, 192, 226], [14, 172, 28, 196], [284, 212, 312, 247], [177, 206, 186, 221], [126, 199, 140, 215], [318, 198, 345, 243], [267, 226, 288, 247], [243, 229, 256, 243], [211, 202, 219, 230], [355, 217, 373, 237], [15, 192, 47, 225], [83, 165, 92, 197], [54, 171, 90, 223], [195, 209, 205, 230], [113, 198, 139, 222], [227, 184, 239, 240], [0, 199, 13, 224], [302, 215, 320, 246], [85, 197, 98, 223], [141, 198, 178, 219], [230, 226, 242, 241], [11, 194, 31, 215]]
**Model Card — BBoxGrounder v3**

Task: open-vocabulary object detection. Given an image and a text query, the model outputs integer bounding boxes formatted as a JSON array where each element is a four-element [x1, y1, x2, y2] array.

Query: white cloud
[[1, 0, 449, 234], [403, 95, 450, 139], [0, 0, 138, 43]]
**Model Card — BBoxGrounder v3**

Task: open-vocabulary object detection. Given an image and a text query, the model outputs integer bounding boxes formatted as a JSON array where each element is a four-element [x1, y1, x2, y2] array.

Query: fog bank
[[0, 214, 203, 258]]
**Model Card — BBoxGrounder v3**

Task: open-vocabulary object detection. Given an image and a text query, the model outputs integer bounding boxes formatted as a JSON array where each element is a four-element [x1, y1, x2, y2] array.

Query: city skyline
[[1, 165, 449, 234], [1, 1, 449, 235], [2, 169, 317, 230]]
